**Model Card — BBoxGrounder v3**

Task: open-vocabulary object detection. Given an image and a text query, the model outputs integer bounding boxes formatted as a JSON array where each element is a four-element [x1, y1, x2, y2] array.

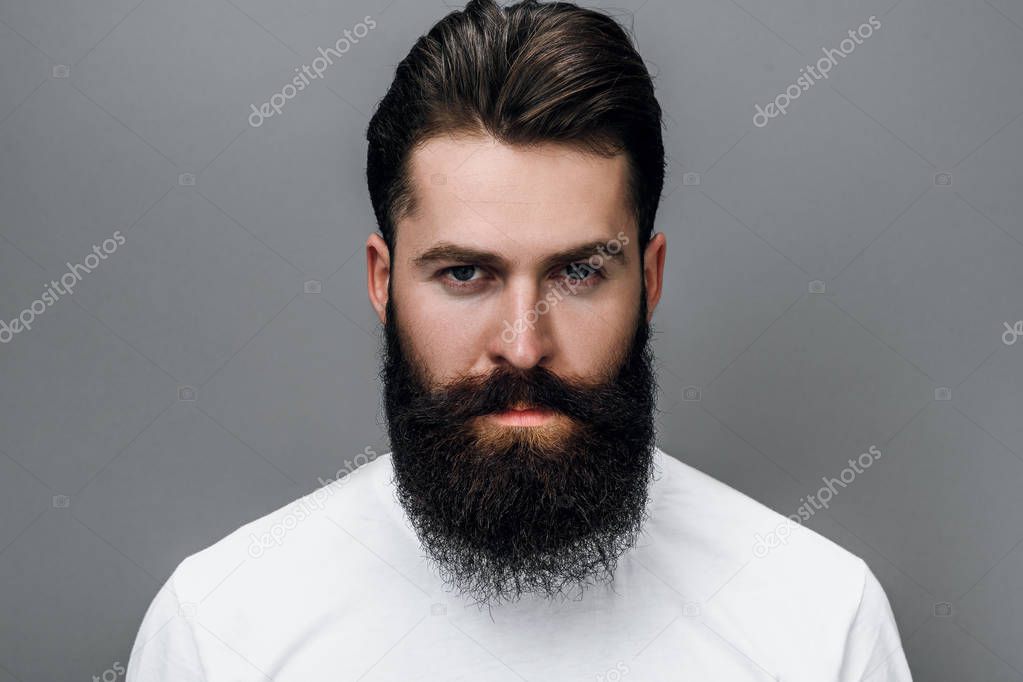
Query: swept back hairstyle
[[365, 0, 664, 256]]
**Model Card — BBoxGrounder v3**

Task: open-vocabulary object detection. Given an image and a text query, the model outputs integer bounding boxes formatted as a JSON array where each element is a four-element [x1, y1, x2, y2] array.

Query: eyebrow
[[411, 240, 627, 272]]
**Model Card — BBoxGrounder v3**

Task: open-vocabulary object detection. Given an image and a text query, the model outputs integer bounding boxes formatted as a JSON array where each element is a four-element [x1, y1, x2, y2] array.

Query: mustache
[[393, 359, 655, 431]]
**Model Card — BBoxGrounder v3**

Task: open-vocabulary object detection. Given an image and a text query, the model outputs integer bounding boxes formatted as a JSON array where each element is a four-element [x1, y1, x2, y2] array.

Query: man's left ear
[[642, 232, 666, 322]]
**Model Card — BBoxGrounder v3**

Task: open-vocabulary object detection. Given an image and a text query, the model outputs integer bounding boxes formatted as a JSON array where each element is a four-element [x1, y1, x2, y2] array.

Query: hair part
[[366, 0, 665, 256]]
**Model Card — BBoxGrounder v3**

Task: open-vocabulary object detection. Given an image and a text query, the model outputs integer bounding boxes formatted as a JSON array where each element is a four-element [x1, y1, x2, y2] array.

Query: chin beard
[[380, 294, 658, 607]]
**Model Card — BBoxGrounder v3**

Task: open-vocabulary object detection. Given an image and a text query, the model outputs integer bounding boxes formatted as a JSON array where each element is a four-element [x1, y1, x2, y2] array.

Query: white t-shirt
[[126, 448, 913, 681]]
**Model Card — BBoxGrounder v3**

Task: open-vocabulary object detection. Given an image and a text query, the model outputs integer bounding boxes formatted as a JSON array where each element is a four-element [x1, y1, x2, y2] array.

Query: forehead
[[398, 134, 633, 255]]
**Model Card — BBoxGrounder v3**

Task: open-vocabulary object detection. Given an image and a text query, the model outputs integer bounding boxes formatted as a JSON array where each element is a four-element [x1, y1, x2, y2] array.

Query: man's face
[[385, 135, 647, 390], [367, 135, 666, 606]]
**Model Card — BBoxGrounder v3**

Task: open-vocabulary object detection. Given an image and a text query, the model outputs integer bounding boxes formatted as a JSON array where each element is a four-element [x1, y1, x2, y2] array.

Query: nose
[[486, 276, 554, 370]]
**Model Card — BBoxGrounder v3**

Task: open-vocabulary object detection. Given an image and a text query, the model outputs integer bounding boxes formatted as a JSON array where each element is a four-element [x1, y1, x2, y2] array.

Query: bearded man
[[127, 1, 912, 679]]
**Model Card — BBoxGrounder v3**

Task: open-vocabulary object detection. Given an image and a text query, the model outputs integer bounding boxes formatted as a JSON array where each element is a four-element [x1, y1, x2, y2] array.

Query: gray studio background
[[1, 0, 1022, 679]]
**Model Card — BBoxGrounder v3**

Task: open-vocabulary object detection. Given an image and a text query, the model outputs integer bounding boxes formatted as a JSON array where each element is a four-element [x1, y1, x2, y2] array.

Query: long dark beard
[[380, 292, 658, 607]]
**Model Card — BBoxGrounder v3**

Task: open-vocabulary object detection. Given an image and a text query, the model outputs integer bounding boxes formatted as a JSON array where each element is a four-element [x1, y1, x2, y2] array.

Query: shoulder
[[644, 448, 896, 676], [649, 445, 867, 584], [169, 451, 400, 605], [127, 453, 412, 680]]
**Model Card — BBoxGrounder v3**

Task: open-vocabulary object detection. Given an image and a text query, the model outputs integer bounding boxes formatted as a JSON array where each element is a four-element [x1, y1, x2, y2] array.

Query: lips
[[488, 404, 557, 426]]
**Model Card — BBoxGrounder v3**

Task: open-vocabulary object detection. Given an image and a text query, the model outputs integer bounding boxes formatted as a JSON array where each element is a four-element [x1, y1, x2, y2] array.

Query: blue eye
[[448, 265, 477, 282], [439, 265, 487, 290], [560, 262, 603, 283]]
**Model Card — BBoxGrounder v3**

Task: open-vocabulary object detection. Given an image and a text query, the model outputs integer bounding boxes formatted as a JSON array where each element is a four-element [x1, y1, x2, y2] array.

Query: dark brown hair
[[366, 0, 664, 254]]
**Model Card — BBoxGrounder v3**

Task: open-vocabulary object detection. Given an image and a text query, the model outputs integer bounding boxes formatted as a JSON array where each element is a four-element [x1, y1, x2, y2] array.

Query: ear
[[366, 233, 391, 324], [642, 232, 666, 322]]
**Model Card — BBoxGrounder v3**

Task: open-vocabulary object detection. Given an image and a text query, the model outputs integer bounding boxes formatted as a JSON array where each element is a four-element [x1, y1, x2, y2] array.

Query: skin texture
[[366, 134, 667, 390]]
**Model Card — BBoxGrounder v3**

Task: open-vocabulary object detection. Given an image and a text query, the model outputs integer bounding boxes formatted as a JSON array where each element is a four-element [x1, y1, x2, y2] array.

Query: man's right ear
[[366, 233, 391, 324]]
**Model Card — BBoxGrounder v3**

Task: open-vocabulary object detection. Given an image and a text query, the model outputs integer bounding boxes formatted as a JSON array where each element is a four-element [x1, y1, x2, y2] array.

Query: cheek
[[399, 291, 492, 379], [547, 290, 638, 373]]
